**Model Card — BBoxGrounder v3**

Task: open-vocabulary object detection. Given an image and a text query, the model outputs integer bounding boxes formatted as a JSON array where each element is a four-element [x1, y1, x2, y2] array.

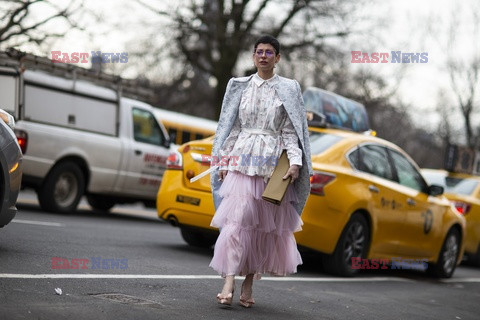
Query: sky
[[9, 0, 479, 135]]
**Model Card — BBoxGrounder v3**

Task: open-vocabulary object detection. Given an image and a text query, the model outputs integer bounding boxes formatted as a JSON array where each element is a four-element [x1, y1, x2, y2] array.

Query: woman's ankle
[[221, 276, 235, 294]]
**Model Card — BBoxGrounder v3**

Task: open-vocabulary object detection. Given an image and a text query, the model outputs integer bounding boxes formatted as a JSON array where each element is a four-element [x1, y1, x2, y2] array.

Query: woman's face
[[253, 43, 281, 72]]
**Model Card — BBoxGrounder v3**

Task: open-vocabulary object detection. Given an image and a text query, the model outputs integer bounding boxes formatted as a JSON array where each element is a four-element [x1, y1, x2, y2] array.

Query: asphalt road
[[1, 191, 480, 319]]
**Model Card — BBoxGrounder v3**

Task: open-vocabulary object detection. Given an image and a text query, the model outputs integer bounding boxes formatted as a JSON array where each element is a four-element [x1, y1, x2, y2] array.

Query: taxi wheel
[[323, 213, 370, 277], [429, 228, 460, 278], [180, 227, 217, 248]]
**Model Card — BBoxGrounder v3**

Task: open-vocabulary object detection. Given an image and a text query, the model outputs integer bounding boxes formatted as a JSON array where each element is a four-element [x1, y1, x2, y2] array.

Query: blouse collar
[[252, 73, 279, 87]]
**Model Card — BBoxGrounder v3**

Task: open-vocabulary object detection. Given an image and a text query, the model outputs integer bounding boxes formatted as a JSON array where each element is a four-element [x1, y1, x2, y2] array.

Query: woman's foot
[[217, 276, 235, 306], [216, 291, 234, 305], [239, 294, 255, 308], [239, 275, 255, 308]]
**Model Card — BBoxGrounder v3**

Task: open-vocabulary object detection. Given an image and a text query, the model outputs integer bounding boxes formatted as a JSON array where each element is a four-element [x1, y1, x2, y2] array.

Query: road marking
[[1, 274, 479, 282], [11, 219, 64, 227], [441, 278, 480, 283], [0, 274, 413, 281]]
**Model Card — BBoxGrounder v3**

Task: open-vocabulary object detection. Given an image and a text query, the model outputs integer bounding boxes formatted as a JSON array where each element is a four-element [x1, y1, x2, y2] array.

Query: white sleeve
[[281, 114, 302, 166]]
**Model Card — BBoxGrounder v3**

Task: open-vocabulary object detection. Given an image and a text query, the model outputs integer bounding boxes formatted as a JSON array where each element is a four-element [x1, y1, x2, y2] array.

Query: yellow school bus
[[152, 108, 217, 145]]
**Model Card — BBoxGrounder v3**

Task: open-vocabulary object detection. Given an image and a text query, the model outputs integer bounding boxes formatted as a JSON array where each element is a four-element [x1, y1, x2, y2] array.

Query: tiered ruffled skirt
[[209, 171, 303, 279]]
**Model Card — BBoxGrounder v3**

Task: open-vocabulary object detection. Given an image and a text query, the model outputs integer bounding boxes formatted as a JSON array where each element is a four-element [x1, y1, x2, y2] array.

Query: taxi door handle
[[407, 198, 416, 206], [368, 185, 379, 193], [134, 149, 142, 156]]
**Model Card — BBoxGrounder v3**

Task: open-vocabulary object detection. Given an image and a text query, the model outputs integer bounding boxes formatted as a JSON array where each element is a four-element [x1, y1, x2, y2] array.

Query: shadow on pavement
[[16, 202, 164, 224]]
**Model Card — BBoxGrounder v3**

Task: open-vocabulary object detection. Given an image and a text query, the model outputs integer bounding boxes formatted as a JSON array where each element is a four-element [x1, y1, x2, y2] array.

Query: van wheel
[[180, 227, 217, 248], [87, 195, 115, 212], [38, 162, 85, 213], [323, 213, 370, 276], [429, 228, 460, 278]]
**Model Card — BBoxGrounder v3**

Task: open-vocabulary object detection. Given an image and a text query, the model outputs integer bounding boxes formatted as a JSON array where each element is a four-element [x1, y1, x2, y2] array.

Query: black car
[[0, 109, 22, 228]]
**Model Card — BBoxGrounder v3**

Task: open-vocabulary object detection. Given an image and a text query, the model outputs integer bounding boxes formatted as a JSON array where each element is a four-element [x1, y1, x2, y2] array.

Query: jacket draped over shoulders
[[211, 74, 313, 215]]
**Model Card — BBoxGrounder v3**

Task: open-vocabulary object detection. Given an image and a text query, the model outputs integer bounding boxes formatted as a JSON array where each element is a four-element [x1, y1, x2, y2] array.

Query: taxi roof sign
[[444, 144, 480, 175], [303, 87, 370, 133]]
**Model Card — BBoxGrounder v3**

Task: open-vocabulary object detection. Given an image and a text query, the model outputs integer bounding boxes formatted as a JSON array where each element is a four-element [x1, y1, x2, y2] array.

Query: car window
[[389, 149, 425, 191], [352, 145, 394, 180], [309, 132, 344, 155], [132, 108, 165, 146], [422, 172, 479, 196]]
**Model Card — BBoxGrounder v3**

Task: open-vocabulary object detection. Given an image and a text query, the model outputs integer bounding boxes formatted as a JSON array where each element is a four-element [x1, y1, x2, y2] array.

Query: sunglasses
[[254, 49, 275, 58]]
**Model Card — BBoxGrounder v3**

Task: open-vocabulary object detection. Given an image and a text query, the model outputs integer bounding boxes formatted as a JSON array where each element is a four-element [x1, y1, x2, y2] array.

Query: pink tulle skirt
[[209, 171, 303, 279]]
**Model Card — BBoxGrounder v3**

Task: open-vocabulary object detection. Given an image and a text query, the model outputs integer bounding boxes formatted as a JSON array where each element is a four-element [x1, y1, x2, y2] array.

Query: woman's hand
[[283, 165, 300, 184], [219, 170, 228, 181]]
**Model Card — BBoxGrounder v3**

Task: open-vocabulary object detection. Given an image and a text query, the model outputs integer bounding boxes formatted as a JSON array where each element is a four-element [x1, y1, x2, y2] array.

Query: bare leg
[[240, 274, 255, 308], [221, 275, 235, 295]]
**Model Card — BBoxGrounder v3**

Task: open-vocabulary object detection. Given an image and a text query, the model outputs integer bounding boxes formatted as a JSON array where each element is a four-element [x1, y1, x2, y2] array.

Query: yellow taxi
[[157, 126, 466, 278], [422, 169, 480, 266], [157, 87, 466, 278]]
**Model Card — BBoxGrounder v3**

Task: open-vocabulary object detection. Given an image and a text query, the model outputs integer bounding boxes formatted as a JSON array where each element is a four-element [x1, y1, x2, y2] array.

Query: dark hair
[[254, 35, 280, 55]]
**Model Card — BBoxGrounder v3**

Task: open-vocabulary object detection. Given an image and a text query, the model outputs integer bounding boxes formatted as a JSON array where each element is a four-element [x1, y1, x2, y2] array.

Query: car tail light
[[14, 129, 28, 154], [310, 172, 336, 195], [167, 150, 183, 170], [452, 201, 471, 215]]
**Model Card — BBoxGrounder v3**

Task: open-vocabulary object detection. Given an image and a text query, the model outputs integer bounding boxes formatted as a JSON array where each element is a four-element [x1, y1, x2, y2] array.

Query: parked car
[[422, 168, 480, 266], [0, 109, 23, 228], [156, 125, 466, 278]]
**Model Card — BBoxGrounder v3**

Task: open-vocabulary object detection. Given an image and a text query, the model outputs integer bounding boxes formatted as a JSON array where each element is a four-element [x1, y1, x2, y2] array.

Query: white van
[[0, 51, 171, 213]]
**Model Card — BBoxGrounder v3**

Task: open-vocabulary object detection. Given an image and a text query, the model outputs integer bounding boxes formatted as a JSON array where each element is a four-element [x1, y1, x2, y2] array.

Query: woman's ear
[[275, 53, 281, 64]]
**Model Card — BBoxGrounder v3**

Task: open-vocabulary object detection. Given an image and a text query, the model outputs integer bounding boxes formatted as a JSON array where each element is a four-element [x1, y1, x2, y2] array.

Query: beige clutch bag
[[262, 151, 291, 205]]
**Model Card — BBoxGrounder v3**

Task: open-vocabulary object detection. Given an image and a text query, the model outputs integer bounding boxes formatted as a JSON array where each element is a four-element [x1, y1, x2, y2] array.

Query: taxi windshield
[[309, 131, 344, 155], [423, 171, 479, 196]]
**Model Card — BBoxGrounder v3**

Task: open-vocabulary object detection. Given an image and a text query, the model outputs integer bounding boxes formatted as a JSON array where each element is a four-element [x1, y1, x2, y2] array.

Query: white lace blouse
[[219, 73, 302, 178]]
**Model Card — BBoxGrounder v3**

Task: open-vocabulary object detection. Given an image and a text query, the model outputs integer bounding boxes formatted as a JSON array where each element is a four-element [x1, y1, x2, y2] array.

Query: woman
[[209, 35, 313, 308]]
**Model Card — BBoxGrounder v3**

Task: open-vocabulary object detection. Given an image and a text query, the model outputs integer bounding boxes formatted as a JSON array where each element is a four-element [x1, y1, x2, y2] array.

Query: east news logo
[[351, 51, 428, 63]]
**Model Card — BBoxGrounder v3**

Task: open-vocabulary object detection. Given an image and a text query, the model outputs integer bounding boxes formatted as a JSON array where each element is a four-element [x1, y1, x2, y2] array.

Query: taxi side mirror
[[427, 184, 444, 196]]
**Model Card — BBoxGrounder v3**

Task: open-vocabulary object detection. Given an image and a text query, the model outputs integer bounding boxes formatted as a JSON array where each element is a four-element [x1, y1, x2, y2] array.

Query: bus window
[[182, 130, 190, 144], [168, 128, 177, 144], [153, 109, 217, 145]]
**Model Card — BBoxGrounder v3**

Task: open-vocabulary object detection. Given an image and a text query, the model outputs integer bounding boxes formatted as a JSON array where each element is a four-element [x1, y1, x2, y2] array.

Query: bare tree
[[0, 0, 85, 49], [444, 1, 480, 149], [136, 0, 354, 119]]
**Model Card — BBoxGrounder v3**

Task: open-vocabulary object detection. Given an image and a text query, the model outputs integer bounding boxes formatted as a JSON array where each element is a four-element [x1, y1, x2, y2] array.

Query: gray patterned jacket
[[211, 74, 313, 215]]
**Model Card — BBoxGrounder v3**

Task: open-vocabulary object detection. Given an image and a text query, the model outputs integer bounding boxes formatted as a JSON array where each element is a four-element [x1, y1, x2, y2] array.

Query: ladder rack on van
[[0, 48, 155, 104]]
